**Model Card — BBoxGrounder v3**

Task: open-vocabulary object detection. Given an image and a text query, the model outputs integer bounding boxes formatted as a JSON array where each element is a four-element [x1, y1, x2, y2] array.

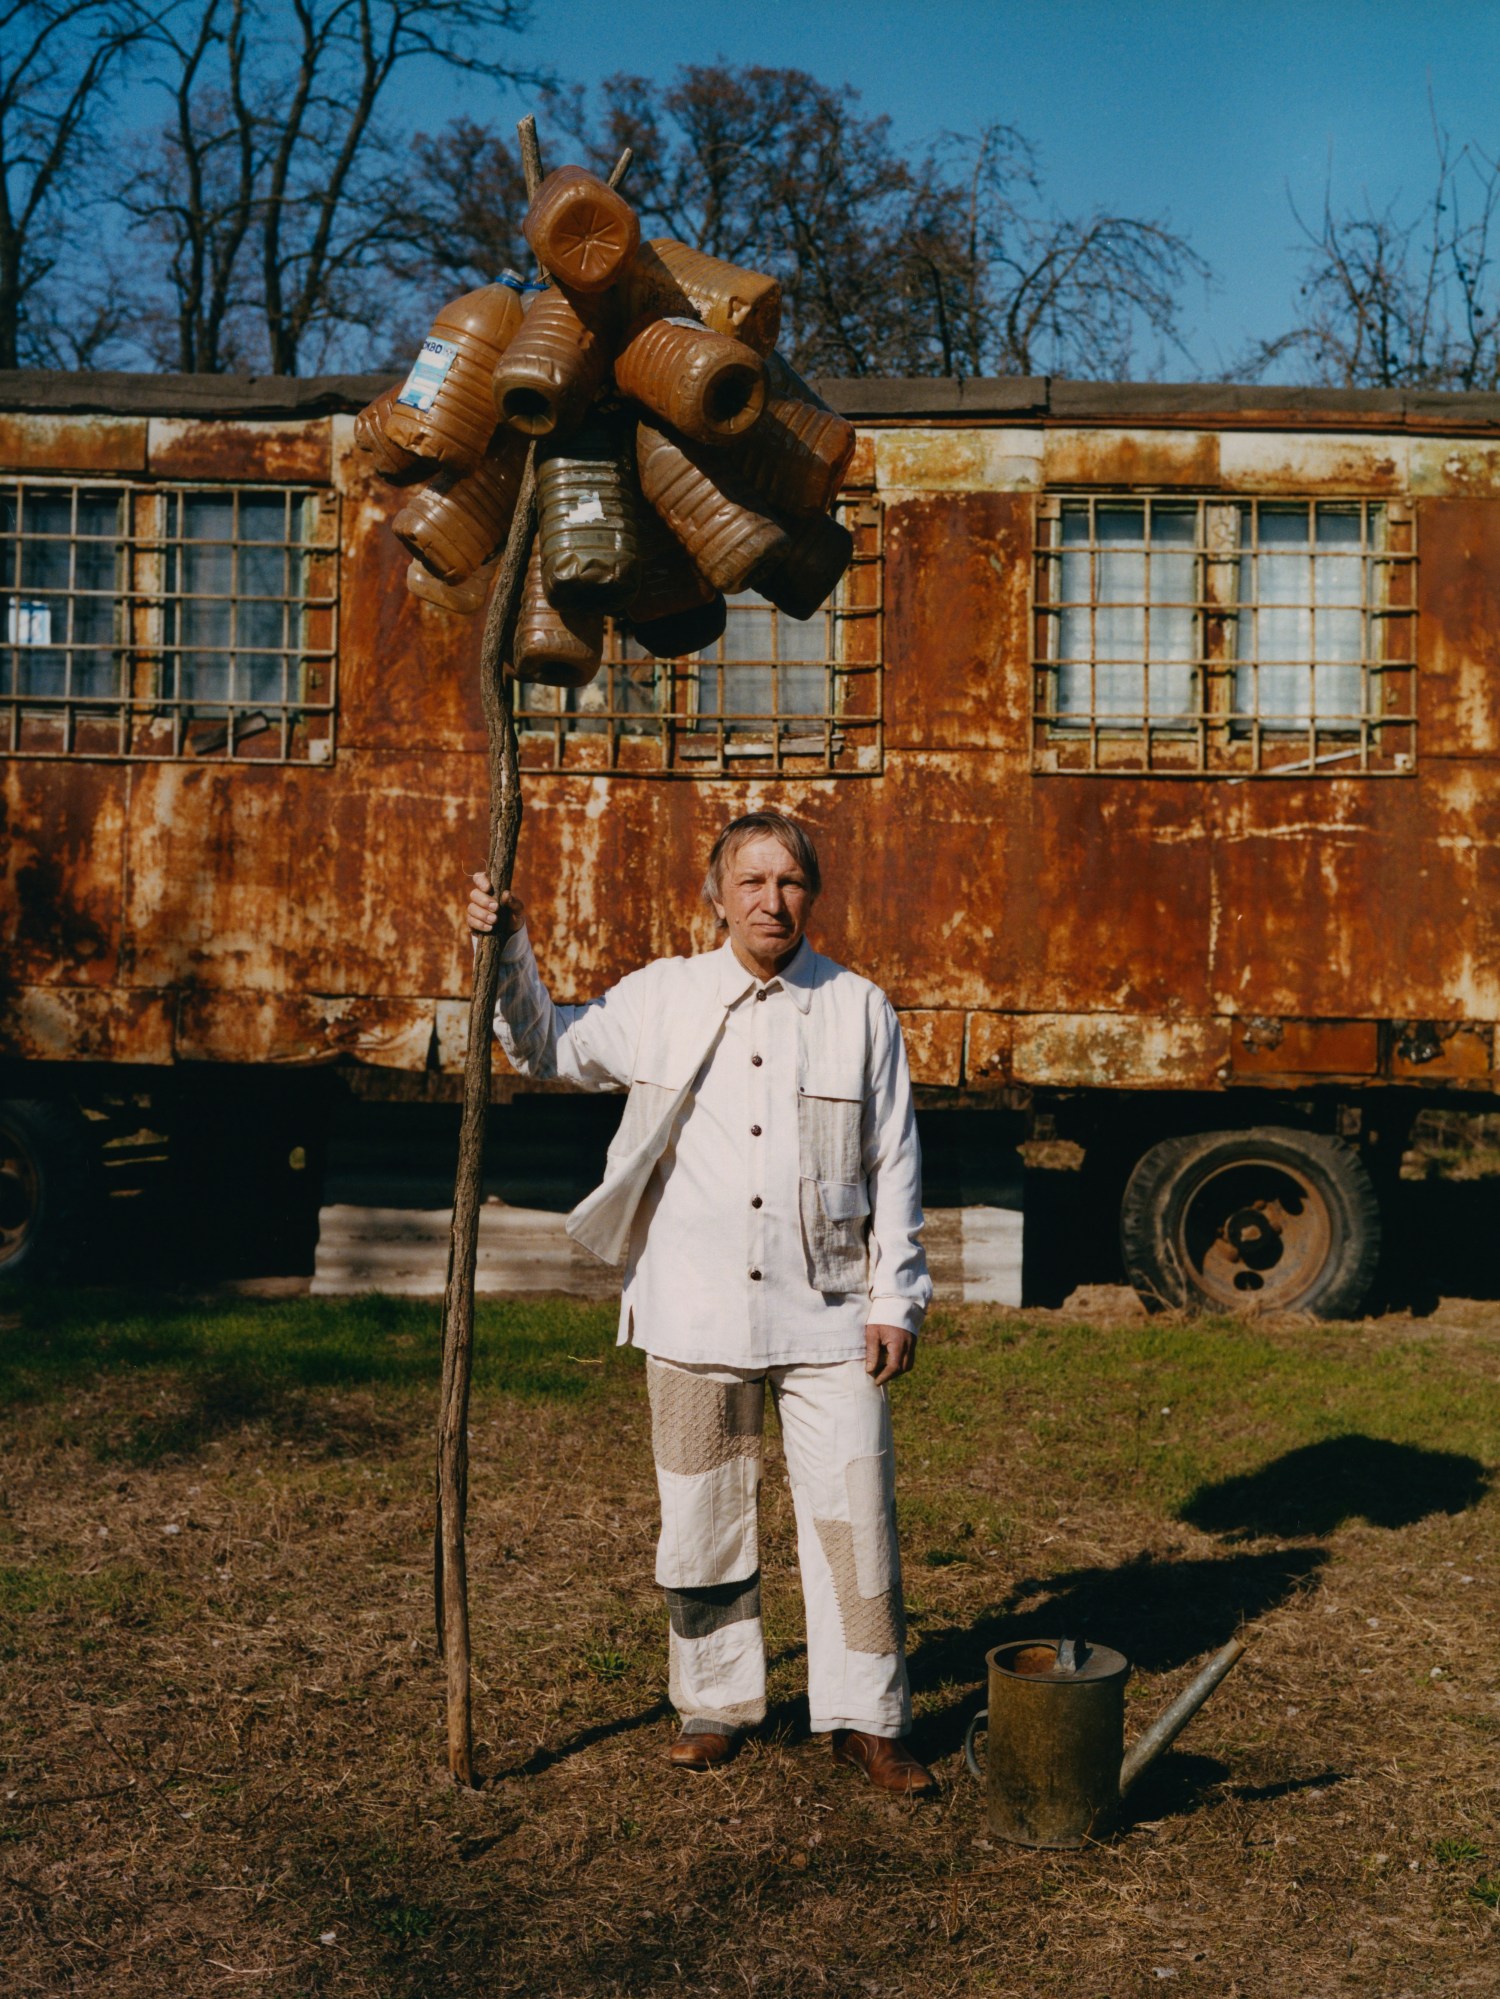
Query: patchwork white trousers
[[647, 1355, 911, 1739]]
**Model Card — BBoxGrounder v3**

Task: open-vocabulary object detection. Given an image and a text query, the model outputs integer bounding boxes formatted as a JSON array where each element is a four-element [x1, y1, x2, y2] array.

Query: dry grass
[[2, 1290, 1498, 1997]]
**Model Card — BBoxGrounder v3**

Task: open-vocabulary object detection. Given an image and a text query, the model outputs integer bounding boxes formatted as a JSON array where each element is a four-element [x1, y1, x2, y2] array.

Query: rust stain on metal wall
[[0, 413, 147, 473], [175, 991, 434, 1066], [884, 494, 1031, 752], [1389, 1019, 1495, 1080], [964, 1011, 1014, 1085], [1230, 1017, 1380, 1079], [897, 1010, 964, 1086], [1043, 427, 1218, 489], [121, 757, 486, 1001], [1217, 431, 1407, 493], [0, 987, 174, 1063], [146, 418, 331, 483], [1418, 498, 1500, 757], [1014, 1013, 1231, 1089], [1, 764, 127, 987]]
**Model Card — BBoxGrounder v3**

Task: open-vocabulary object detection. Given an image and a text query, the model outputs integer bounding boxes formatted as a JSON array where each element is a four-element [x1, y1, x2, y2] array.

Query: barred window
[[515, 498, 883, 776], [2, 479, 337, 761], [1034, 494, 1416, 774]]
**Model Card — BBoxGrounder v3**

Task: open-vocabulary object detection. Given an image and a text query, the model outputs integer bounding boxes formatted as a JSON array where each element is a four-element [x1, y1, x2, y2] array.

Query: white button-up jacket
[[492, 929, 932, 1359]]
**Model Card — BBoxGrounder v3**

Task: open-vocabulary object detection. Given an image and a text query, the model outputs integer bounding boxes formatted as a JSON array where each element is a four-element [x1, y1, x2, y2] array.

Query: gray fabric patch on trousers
[[666, 1572, 763, 1641], [648, 1361, 764, 1478], [814, 1517, 903, 1656]]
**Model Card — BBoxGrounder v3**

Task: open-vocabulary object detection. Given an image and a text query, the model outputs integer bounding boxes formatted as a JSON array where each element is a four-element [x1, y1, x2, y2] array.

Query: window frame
[[1031, 490, 1418, 776], [513, 494, 885, 779], [1, 475, 339, 764]]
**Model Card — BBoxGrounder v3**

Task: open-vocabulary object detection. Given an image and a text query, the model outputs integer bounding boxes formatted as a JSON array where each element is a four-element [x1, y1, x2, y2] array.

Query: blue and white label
[[397, 337, 459, 412]]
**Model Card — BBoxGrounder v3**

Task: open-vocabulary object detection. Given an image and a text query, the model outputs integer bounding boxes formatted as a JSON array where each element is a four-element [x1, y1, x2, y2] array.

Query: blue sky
[[408, 0, 1500, 376]]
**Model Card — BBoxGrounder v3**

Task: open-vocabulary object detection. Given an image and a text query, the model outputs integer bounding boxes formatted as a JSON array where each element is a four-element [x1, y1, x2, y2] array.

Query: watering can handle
[[963, 1708, 988, 1782]]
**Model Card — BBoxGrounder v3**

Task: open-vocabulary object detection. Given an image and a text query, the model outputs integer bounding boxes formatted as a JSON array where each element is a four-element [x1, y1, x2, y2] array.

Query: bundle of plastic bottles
[[354, 164, 856, 688]]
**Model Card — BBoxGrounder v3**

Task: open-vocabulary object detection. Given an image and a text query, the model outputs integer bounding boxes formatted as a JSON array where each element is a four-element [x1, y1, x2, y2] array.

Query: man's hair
[[702, 810, 822, 911]]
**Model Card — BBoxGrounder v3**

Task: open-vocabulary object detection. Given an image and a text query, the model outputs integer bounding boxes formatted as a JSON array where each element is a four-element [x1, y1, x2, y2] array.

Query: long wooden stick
[[434, 118, 632, 1786]]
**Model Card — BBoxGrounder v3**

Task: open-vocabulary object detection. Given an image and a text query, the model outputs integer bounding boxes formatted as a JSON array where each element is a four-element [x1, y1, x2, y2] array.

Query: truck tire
[[0, 1099, 92, 1284], [1120, 1126, 1381, 1319]]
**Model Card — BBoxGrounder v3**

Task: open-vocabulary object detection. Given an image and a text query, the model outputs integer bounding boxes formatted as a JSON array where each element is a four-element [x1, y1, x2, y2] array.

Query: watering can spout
[[1118, 1637, 1247, 1797]]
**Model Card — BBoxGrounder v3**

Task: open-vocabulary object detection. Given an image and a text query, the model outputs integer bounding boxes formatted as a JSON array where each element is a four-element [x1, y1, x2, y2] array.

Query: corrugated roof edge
[[5, 366, 1500, 429]]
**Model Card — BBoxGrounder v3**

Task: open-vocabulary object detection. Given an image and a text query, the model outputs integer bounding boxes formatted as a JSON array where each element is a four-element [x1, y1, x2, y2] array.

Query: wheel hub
[[1181, 1161, 1335, 1310]]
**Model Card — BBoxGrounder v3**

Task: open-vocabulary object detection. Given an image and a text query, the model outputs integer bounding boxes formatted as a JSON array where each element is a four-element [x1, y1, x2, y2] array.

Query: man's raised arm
[[466, 870, 643, 1091]]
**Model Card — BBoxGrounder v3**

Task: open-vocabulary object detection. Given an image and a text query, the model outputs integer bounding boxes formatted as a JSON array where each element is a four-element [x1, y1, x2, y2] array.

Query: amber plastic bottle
[[535, 415, 642, 613], [628, 593, 727, 660], [493, 288, 614, 437], [725, 353, 855, 517], [405, 555, 493, 616], [524, 165, 640, 293], [636, 422, 787, 594], [615, 317, 765, 444], [386, 276, 527, 471], [512, 543, 604, 686], [354, 385, 431, 484], [624, 239, 782, 355], [750, 509, 854, 621], [391, 430, 528, 584], [627, 508, 716, 624]]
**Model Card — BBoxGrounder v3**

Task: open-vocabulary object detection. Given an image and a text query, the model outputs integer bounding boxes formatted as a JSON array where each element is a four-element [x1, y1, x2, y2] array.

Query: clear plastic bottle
[[636, 421, 787, 594], [536, 413, 642, 613], [391, 429, 528, 584], [624, 239, 782, 355], [512, 543, 604, 686], [750, 508, 853, 620], [614, 317, 765, 444], [723, 352, 855, 517], [524, 165, 640, 294], [386, 274, 527, 470], [493, 287, 615, 438], [354, 384, 431, 483]]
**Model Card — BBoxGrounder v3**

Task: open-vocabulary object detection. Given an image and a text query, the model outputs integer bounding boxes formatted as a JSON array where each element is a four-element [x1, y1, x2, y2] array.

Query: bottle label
[[564, 493, 606, 526], [397, 337, 459, 412]]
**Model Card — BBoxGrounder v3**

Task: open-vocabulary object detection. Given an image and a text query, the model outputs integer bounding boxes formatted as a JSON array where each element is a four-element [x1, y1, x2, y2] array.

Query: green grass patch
[[0, 1289, 619, 1407], [903, 1309, 1500, 1522], [0, 1561, 178, 1639]]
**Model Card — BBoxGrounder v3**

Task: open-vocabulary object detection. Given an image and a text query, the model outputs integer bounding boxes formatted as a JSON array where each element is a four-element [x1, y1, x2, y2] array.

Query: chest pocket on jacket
[[798, 1082, 868, 1292]]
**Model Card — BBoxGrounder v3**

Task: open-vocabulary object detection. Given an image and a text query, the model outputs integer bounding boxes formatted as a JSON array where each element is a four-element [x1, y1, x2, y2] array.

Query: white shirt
[[492, 929, 931, 1367]]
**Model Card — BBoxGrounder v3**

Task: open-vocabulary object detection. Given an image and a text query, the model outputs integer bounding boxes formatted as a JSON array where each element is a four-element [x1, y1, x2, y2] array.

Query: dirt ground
[[2, 1289, 1498, 1997]]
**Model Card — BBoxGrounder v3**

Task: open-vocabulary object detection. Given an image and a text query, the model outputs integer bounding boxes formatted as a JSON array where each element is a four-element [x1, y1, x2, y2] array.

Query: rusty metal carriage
[[4, 366, 1498, 1312]]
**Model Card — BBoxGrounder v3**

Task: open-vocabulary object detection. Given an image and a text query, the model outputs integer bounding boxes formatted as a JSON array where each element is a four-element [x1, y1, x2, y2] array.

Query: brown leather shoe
[[831, 1729, 938, 1795], [668, 1729, 738, 1771]]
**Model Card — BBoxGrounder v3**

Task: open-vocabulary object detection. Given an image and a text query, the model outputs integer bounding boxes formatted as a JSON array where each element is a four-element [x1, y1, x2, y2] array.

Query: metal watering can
[[963, 1635, 1247, 1848]]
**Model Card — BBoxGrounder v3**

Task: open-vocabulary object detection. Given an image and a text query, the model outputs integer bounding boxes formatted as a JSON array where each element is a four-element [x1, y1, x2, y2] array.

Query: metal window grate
[[514, 498, 883, 777], [1, 478, 338, 762], [1032, 494, 1417, 775]]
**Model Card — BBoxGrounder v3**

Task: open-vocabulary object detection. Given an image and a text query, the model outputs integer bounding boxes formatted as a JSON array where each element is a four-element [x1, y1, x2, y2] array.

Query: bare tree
[[524, 67, 1207, 380], [1243, 121, 1500, 391], [0, 0, 153, 367], [373, 114, 531, 309], [123, 0, 542, 375]]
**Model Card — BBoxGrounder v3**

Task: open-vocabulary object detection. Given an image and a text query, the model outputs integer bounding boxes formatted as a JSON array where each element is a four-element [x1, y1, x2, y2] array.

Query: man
[[466, 808, 935, 1793]]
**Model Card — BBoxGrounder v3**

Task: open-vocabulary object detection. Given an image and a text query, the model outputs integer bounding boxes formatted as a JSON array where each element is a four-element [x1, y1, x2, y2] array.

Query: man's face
[[712, 833, 817, 974]]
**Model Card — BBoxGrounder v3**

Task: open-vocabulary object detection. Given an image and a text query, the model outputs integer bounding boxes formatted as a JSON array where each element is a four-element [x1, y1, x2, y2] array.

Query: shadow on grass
[[1179, 1434, 1490, 1539], [0, 1288, 622, 1413], [908, 1546, 1328, 1766]]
